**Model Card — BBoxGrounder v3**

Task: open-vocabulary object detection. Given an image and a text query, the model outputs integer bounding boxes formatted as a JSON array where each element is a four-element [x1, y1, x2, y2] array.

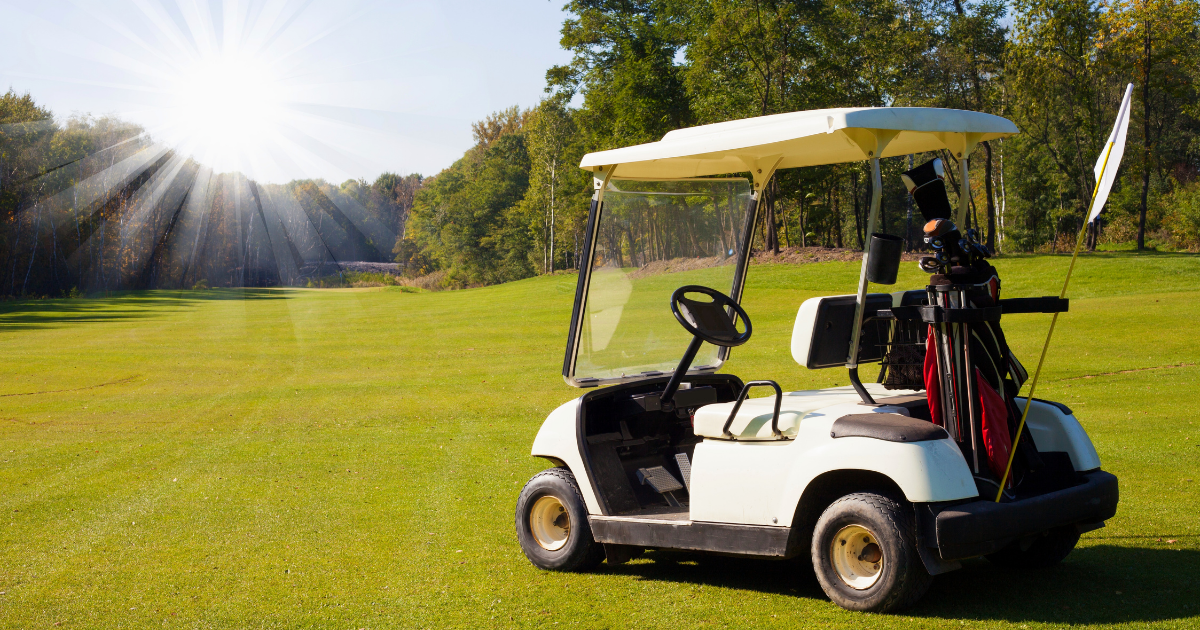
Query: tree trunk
[[834, 185, 843, 248], [1138, 19, 1151, 251], [983, 142, 997, 252], [799, 193, 807, 248], [782, 199, 790, 248], [549, 159, 556, 273], [852, 170, 863, 249], [765, 178, 780, 254]]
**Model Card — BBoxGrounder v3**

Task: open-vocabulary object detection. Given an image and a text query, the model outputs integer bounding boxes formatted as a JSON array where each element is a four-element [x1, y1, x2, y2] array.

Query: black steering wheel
[[670, 285, 752, 347]]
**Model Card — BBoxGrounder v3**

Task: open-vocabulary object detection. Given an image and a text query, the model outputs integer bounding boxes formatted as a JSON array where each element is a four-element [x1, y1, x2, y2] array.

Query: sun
[[163, 49, 285, 174]]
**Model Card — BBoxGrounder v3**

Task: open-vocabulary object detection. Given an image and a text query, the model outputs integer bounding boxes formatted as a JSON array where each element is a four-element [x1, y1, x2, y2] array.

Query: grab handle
[[723, 380, 784, 440]]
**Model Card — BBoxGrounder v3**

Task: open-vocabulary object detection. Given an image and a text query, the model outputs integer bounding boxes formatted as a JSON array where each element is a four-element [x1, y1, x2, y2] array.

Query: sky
[[0, 0, 574, 184]]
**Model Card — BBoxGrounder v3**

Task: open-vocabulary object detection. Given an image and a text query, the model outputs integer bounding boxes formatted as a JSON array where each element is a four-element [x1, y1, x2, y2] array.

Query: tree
[[371, 171, 423, 236], [524, 98, 584, 273], [549, 0, 692, 150], [914, 0, 1007, 249], [681, 0, 824, 253], [1103, 0, 1200, 250], [401, 108, 535, 287], [1006, 0, 1123, 249]]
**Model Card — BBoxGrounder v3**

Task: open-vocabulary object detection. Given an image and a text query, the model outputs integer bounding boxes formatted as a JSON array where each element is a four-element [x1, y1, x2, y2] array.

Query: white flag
[[1087, 83, 1134, 224]]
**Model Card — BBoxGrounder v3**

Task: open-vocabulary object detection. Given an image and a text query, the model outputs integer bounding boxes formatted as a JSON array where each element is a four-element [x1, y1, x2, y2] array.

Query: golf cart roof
[[579, 107, 1018, 179]]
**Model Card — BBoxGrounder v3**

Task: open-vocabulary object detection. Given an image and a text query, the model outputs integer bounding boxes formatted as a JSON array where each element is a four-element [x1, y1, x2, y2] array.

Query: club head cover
[[923, 218, 957, 239], [902, 158, 953, 221]]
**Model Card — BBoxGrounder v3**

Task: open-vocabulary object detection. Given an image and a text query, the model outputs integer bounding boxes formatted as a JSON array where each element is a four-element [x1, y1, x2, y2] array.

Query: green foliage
[[403, 127, 535, 288], [550, 0, 693, 148], [1005, 0, 1116, 241], [1, 88, 424, 297], [13, 2, 1191, 294], [1160, 179, 1200, 250], [522, 98, 590, 274], [302, 271, 418, 288], [408, 0, 1200, 275]]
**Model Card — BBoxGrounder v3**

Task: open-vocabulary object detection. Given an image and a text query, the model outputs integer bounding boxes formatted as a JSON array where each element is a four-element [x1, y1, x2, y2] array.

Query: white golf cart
[[514, 108, 1119, 612]]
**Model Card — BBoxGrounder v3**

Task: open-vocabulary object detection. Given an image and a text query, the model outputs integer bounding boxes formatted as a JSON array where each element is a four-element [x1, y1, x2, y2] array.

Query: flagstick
[[994, 142, 1115, 502]]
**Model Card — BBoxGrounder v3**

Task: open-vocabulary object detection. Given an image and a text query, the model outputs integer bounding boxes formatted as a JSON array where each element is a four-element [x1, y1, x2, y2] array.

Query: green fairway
[[1, 252, 1198, 629]]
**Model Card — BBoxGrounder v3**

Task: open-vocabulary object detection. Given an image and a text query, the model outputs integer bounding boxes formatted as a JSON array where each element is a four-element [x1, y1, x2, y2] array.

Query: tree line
[[0, 89, 421, 296], [402, 0, 1200, 289], [5, 1, 1200, 296]]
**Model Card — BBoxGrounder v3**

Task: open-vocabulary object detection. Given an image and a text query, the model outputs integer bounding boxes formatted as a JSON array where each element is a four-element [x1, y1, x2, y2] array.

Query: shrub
[[1163, 183, 1200, 251]]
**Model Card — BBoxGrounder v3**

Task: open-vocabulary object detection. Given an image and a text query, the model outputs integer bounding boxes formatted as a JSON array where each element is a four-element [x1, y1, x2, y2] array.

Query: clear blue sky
[[0, 0, 574, 184]]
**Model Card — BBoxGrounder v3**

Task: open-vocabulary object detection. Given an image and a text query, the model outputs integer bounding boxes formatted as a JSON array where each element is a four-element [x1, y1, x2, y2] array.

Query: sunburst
[[161, 46, 286, 177]]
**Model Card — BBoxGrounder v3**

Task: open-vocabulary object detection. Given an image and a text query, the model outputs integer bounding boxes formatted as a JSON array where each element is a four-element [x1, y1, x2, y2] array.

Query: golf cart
[[514, 108, 1119, 612]]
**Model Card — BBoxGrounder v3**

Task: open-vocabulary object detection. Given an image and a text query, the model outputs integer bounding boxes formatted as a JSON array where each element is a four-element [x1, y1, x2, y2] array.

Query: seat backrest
[[790, 294, 892, 369]]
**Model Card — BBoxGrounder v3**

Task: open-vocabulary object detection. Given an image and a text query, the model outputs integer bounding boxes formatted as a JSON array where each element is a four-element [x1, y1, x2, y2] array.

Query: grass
[[0, 251, 1197, 629]]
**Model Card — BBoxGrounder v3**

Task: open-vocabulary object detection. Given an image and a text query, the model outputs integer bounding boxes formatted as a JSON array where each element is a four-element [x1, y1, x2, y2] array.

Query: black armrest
[[999, 297, 1069, 314], [919, 305, 1002, 323], [878, 306, 923, 321]]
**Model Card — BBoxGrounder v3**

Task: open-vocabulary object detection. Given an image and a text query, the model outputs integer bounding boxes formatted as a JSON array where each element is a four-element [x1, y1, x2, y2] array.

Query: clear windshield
[[574, 178, 753, 382]]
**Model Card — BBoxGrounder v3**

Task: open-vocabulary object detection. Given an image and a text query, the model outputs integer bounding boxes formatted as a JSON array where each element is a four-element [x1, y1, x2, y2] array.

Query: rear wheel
[[985, 525, 1080, 569], [515, 468, 605, 571], [811, 492, 932, 613]]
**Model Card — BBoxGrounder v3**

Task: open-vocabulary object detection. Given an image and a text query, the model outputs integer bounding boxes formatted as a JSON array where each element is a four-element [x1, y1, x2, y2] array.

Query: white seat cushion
[[694, 385, 917, 441]]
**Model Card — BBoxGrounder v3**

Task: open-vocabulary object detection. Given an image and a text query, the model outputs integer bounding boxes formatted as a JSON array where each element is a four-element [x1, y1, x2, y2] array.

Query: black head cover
[[901, 158, 953, 221]]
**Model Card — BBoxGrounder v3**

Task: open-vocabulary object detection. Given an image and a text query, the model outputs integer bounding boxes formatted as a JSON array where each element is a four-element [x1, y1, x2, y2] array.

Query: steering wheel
[[670, 285, 752, 347]]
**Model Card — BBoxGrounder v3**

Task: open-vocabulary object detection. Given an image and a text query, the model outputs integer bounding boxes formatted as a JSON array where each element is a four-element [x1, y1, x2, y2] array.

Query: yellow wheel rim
[[830, 524, 884, 590], [529, 496, 570, 551]]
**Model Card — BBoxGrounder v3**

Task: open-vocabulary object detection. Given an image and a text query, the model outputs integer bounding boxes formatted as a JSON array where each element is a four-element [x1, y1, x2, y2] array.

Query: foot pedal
[[674, 453, 692, 491], [637, 466, 684, 507], [636, 466, 683, 493]]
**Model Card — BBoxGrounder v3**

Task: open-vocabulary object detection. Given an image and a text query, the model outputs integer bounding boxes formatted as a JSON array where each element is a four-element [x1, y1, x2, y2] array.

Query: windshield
[[572, 178, 753, 383]]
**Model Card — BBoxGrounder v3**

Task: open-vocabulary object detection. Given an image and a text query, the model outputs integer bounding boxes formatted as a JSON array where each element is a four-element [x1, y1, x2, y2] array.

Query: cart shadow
[[606, 544, 1198, 623]]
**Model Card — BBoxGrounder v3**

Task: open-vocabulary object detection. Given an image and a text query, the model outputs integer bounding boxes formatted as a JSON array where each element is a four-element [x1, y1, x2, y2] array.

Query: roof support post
[[846, 130, 898, 404], [744, 155, 783, 197], [592, 165, 616, 204]]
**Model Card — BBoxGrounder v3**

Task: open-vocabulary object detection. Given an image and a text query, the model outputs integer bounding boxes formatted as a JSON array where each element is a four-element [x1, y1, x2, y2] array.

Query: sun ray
[[2, 0, 453, 295]]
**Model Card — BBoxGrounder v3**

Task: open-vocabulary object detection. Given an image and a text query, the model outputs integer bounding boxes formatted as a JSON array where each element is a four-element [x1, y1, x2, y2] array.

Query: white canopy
[[579, 107, 1018, 180]]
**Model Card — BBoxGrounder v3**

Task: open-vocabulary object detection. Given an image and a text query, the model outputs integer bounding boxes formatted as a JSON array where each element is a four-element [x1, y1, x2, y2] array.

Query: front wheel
[[515, 468, 605, 571], [811, 492, 932, 613]]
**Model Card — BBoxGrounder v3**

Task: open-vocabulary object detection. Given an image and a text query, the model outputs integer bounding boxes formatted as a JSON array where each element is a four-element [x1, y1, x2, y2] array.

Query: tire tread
[[813, 492, 932, 613], [515, 467, 605, 571]]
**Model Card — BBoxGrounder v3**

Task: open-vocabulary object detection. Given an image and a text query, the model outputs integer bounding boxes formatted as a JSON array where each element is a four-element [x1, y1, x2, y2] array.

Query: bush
[[304, 271, 418, 289], [1163, 183, 1200, 251]]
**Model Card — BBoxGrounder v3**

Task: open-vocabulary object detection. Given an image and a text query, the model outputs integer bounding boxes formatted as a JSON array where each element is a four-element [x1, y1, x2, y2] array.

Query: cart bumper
[[933, 470, 1119, 560]]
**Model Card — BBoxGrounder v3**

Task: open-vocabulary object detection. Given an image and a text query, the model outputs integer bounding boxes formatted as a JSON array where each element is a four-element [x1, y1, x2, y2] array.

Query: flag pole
[[993, 141, 1116, 503]]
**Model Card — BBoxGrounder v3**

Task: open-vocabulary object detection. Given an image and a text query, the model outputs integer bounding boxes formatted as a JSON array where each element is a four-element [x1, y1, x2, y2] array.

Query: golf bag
[[900, 159, 1045, 495]]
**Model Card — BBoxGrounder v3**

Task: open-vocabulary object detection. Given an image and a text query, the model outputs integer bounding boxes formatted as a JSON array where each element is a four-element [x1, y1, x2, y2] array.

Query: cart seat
[[693, 384, 915, 441]]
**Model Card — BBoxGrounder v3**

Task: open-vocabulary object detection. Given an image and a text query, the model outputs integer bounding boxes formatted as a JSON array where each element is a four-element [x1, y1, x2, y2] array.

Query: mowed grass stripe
[[0, 252, 1197, 628]]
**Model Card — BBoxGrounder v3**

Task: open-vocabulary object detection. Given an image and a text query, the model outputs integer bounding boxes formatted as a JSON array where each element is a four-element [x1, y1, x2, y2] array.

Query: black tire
[[985, 525, 1080, 569], [515, 467, 606, 571], [811, 492, 932, 613]]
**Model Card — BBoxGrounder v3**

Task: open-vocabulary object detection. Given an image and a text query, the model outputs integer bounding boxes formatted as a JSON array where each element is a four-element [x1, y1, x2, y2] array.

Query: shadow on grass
[[0, 288, 294, 331], [605, 544, 1196, 623]]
